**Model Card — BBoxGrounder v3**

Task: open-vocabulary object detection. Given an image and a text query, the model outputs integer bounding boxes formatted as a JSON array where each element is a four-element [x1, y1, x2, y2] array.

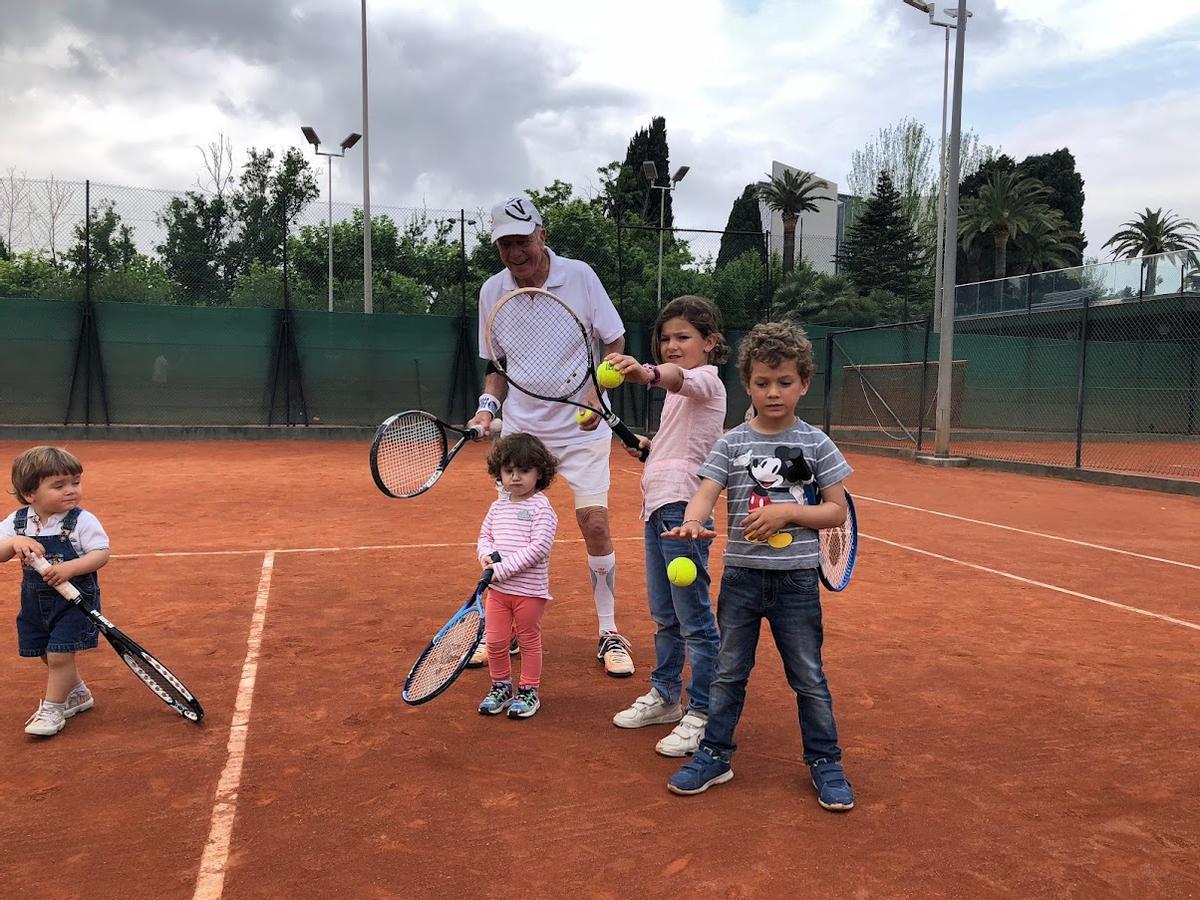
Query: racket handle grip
[[24, 554, 83, 601], [610, 420, 649, 462], [481, 550, 501, 587]]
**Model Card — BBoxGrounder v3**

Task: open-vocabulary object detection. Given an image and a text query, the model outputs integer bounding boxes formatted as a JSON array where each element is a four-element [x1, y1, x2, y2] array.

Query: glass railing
[[954, 250, 1198, 318]]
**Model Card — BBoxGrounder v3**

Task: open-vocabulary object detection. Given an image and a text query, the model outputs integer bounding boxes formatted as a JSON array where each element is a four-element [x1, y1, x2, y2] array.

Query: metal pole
[[932, 25, 950, 328], [361, 0, 373, 314], [656, 186, 666, 308], [327, 161, 334, 313], [934, 0, 968, 456], [1073, 294, 1091, 468]]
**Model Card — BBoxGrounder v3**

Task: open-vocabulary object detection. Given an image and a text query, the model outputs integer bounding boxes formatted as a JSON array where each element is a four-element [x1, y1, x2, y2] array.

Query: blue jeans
[[702, 566, 841, 764], [643, 502, 720, 714]]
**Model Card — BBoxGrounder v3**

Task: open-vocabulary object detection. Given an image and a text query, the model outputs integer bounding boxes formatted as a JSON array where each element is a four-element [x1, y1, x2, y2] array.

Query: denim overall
[[15, 507, 101, 657]]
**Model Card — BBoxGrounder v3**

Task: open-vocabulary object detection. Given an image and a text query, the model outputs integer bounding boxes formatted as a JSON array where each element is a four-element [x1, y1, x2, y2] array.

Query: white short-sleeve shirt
[[478, 247, 626, 447], [0, 507, 110, 557]]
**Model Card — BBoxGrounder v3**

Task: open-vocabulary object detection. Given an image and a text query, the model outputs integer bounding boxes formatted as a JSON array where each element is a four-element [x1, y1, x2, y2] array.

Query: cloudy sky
[[2, 0, 1198, 256]]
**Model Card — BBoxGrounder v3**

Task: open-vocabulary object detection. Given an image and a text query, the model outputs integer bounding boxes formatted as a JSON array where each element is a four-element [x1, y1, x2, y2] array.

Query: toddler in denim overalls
[[1, 446, 111, 737]]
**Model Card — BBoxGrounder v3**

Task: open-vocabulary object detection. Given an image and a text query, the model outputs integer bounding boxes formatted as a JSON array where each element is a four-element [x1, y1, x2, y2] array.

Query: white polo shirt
[[478, 247, 626, 447], [0, 507, 110, 557]]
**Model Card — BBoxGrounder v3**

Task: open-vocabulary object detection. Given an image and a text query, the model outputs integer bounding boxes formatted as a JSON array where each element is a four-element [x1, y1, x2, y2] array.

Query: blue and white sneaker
[[810, 758, 855, 811], [507, 686, 540, 719], [667, 747, 733, 795], [478, 681, 513, 716]]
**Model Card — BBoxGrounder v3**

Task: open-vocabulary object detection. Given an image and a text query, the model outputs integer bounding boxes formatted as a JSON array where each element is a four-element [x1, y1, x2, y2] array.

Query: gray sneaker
[[613, 689, 683, 729], [64, 685, 94, 718], [478, 681, 514, 716]]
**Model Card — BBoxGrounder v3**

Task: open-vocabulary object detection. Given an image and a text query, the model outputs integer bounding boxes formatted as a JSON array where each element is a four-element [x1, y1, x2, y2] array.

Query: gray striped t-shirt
[[698, 419, 853, 570]]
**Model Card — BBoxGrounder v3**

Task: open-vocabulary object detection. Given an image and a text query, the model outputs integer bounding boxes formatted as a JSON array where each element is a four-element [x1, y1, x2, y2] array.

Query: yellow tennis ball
[[596, 361, 624, 389], [576, 408, 595, 426], [767, 533, 793, 549], [667, 557, 697, 587]]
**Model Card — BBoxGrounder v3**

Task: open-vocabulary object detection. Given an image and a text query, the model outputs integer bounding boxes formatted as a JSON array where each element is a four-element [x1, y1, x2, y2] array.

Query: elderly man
[[467, 194, 634, 678]]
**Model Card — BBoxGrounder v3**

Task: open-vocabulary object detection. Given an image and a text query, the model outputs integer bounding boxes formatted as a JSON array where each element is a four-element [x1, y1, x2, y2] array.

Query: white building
[[759, 160, 841, 275]]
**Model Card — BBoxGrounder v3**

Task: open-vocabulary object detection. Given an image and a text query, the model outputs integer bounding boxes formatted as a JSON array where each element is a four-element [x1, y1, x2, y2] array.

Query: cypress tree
[[716, 184, 766, 269]]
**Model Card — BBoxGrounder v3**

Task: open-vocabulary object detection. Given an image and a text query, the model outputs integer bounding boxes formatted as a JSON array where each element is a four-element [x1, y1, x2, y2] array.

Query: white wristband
[[477, 393, 501, 416]]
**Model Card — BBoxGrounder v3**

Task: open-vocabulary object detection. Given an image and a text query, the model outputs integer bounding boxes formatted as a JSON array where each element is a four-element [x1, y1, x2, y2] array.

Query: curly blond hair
[[737, 321, 815, 384]]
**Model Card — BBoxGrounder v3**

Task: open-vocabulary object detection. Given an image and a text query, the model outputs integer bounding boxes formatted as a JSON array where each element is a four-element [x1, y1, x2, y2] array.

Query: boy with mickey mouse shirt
[[660, 322, 855, 811]]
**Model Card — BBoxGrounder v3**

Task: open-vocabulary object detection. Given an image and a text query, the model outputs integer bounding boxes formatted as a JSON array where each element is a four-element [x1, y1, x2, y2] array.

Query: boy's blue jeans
[[701, 565, 842, 764], [643, 502, 720, 714]]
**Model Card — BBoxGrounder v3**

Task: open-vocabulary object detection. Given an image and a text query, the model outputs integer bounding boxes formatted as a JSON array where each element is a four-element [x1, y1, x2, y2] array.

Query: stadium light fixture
[[643, 159, 691, 308], [301, 126, 362, 313]]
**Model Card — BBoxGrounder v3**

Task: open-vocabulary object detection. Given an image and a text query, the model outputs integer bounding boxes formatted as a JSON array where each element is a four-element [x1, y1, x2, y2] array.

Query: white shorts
[[546, 438, 611, 509]]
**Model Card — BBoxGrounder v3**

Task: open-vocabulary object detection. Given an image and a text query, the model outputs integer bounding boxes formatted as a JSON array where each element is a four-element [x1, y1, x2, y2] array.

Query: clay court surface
[[0, 439, 1197, 899]]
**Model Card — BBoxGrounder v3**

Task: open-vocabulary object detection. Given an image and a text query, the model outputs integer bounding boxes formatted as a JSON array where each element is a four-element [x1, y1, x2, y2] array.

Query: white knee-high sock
[[588, 552, 617, 634]]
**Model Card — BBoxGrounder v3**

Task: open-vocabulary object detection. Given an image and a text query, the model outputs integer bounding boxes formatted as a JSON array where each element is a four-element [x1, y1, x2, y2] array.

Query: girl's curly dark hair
[[486, 432, 558, 491]]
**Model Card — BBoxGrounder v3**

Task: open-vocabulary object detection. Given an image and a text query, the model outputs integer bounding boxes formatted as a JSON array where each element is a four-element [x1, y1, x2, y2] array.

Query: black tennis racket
[[402, 552, 500, 705], [370, 409, 481, 499], [484, 286, 648, 461], [27, 555, 204, 722]]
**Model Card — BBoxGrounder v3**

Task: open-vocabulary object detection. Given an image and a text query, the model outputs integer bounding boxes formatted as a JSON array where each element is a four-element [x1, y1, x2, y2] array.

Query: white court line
[[193, 551, 276, 900], [115, 536, 645, 561], [857, 494, 1200, 572], [862, 532, 1200, 632]]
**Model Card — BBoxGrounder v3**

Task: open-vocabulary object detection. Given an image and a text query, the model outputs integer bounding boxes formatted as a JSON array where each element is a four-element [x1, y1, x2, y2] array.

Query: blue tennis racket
[[402, 553, 499, 705], [795, 460, 858, 593]]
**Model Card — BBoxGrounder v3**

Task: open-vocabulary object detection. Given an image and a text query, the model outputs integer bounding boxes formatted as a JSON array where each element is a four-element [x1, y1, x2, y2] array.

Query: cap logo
[[504, 198, 534, 222]]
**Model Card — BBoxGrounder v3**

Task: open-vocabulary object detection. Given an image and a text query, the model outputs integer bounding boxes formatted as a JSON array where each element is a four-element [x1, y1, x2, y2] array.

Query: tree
[[715, 185, 766, 269], [957, 171, 1055, 279], [1012, 208, 1079, 275], [1017, 148, 1086, 263], [227, 147, 319, 277], [157, 191, 233, 305], [837, 171, 926, 319], [609, 116, 672, 225], [774, 263, 881, 327], [1103, 208, 1200, 294], [0, 168, 31, 254], [756, 169, 831, 274], [66, 200, 136, 275]]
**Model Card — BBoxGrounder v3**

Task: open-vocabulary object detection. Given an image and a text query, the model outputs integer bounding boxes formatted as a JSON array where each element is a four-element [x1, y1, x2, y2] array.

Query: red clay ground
[[0, 440, 1197, 899]]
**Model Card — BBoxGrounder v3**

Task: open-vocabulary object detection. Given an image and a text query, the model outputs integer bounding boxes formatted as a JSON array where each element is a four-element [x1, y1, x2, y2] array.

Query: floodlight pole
[[302, 129, 361, 313], [643, 161, 689, 308], [935, 0, 968, 456], [361, 0, 373, 313], [933, 25, 950, 327]]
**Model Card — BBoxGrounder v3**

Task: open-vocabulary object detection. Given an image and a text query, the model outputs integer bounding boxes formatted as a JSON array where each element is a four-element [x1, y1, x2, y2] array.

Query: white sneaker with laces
[[655, 711, 707, 757], [25, 701, 66, 737], [64, 685, 94, 718], [598, 631, 635, 678], [466, 641, 487, 668], [613, 688, 682, 729]]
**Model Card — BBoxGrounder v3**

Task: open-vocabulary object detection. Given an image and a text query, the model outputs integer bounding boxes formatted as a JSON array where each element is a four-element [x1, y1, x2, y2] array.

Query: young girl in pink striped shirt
[[476, 433, 559, 719]]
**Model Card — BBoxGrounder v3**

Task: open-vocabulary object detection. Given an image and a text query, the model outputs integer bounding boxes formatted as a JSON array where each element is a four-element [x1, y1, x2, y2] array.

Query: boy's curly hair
[[737, 321, 815, 384], [651, 295, 730, 365], [10, 446, 84, 504], [486, 433, 558, 491]]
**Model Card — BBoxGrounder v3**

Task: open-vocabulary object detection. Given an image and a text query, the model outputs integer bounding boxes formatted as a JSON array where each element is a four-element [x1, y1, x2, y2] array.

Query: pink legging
[[485, 588, 548, 688]]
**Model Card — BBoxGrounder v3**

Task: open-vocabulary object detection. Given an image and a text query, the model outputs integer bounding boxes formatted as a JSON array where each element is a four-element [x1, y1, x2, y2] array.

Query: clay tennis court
[[1, 439, 1197, 899]]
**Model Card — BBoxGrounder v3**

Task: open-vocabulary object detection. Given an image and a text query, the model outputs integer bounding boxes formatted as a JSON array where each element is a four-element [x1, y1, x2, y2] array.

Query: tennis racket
[[402, 552, 500, 705], [26, 555, 204, 722], [792, 457, 859, 592], [484, 286, 648, 461], [370, 409, 481, 499]]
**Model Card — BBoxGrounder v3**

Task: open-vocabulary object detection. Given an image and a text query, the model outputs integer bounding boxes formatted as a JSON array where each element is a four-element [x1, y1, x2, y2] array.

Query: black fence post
[[1073, 292, 1091, 468], [916, 316, 933, 452], [822, 333, 835, 434]]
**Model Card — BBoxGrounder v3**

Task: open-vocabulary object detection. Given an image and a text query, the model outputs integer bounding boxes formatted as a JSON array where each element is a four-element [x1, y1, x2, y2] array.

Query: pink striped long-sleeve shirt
[[476, 492, 558, 599]]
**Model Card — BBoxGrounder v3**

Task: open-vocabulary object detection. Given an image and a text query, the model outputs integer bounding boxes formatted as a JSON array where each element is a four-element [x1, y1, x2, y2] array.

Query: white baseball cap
[[490, 194, 544, 243]]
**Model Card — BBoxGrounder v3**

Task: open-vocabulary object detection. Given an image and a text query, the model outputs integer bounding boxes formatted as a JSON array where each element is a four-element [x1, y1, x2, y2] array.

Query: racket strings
[[489, 291, 591, 400], [376, 413, 447, 496], [405, 611, 481, 702]]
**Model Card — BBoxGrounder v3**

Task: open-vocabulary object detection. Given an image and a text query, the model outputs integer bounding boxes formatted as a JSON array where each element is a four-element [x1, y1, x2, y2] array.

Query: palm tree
[[1103, 208, 1200, 295], [957, 171, 1055, 279], [757, 169, 831, 274], [1013, 209, 1080, 275]]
